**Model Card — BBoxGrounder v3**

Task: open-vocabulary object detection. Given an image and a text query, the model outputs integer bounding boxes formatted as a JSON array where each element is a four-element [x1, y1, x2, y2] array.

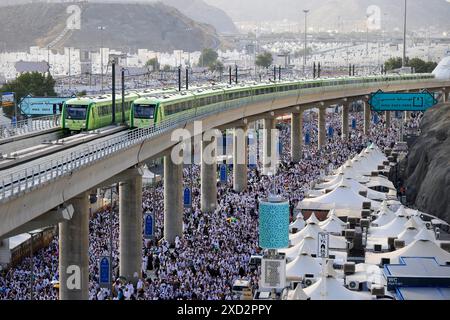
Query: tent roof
[[286, 254, 322, 278], [369, 215, 409, 238], [289, 218, 306, 231], [281, 236, 317, 260], [365, 237, 450, 265], [304, 276, 372, 300], [306, 212, 320, 225], [298, 179, 380, 217]]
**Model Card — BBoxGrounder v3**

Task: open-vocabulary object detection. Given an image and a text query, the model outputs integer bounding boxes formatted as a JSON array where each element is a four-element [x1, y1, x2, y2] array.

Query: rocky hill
[[399, 103, 450, 223], [0, 1, 221, 52]]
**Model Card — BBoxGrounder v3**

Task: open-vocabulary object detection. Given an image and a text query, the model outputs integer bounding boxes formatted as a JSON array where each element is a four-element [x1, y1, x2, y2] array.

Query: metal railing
[[0, 79, 441, 202], [0, 115, 61, 140]]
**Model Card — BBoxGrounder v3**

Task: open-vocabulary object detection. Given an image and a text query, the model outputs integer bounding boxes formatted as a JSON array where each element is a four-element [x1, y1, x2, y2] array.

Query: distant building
[[14, 60, 49, 75]]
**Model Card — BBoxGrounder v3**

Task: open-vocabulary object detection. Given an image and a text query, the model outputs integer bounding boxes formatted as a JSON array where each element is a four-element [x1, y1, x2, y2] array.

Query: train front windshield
[[134, 104, 155, 119], [66, 105, 88, 120]]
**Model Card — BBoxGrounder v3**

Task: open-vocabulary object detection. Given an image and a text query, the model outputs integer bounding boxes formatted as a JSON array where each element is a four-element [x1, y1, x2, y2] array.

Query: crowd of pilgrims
[[0, 107, 414, 300]]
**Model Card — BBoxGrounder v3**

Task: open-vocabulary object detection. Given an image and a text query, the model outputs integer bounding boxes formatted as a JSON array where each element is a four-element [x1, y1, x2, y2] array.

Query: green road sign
[[368, 90, 438, 111]]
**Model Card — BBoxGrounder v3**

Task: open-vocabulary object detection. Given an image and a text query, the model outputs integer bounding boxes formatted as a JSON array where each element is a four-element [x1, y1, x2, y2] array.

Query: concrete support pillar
[[119, 168, 143, 284], [404, 111, 412, 122], [318, 107, 326, 149], [443, 90, 449, 103], [363, 101, 370, 135], [291, 112, 303, 162], [233, 126, 248, 193], [59, 192, 89, 300], [342, 104, 349, 140], [263, 117, 276, 174], [164, 154, 183, 245], [201, 137, 217, 212], [385, 111, 391, 129]]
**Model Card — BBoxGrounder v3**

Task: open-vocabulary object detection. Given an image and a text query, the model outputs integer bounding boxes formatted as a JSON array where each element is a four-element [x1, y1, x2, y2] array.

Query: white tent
[[290, 224, 322, 245], [298, 179, 380, 218], [320, 212, 346, 234], [397, 228, 419, 246], [365, 228, 450, 265], [365, 176, 396, 191], [372, 202, 397, 227], [281, 235, 317, 261], [286, 253, 322, 279], [315, 175, 387, 201], [306, 212, 320, 225], [303, 263, 372, 300], [289, 216, 306, 233], [369, 206, 409, 238]]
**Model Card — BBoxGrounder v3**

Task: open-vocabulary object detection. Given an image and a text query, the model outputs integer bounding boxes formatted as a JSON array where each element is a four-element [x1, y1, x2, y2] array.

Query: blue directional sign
[[305, 132, 310, 145], [278, 140, 283, 156], [351, 118, 356, 129], [372, 113, 379, 124], [220, 164, 227, 183], [328, 126, 334, 137], [99, 256, 111, 288], [183, 187, 192, 208], [144, 213, 155, 239], [368, 90, 438, 112]]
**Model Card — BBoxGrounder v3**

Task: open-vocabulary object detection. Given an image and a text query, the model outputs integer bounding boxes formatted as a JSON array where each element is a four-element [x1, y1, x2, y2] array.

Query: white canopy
[[366, 229, 450, 265], [372, 202, 397, 227], [369, 206, 409, 238], [281, 236, 317, 261], [320, 217, 346, 235], [315, 175, 387, 201], [306, 212, 320, 225], [298, 179, 380, 218], [290, 224, 322, 245], [289, 217, 306, 233], [286, 253, 322, 279], [365, 176, 396, 190], [397, 228, 419, 246], [304, 276, 372, 300]]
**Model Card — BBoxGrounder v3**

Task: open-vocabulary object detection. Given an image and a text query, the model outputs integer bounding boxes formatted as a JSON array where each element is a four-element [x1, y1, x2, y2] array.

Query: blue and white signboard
[[19, 96, 72, 116], [183, 187, 192, 208], [99, 256, 111, 288], [220, 164, 227, 183], [144, 213, 155, 239], [368, 90, 438, 112]]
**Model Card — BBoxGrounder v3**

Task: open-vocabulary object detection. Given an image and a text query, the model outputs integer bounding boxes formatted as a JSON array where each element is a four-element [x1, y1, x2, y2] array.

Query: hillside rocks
[[0, 2, 221, 52], [399, 103, 450, 223]]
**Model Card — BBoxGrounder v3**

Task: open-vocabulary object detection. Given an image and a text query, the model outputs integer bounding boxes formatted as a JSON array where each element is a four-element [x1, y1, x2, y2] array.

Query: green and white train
[[62, 73, 435, 131], [61, 88, 177, 131]]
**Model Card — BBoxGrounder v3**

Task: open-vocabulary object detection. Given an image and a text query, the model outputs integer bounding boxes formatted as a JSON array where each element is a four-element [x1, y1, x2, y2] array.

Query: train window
[[66, 105, 87, 120], [134, 104, 155, 119]]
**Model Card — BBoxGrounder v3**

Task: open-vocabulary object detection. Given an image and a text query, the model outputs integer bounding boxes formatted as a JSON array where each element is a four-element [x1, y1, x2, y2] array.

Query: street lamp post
[[98, 26, 106, 93], [303, 10, 310, 76], [402, 0, 407, 67]]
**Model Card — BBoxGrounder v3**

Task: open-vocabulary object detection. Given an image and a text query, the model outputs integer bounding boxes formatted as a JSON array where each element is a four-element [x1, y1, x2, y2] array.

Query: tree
[[77, 90, 87, 97], [384, 57, 437, 73], [199, 48, 218, 68], [0, 72, 56, 118], [209, 60, 224, 73], [384, 57, 403, 71], [162, 65, 171, 72], [408, 58, 437, 73], [145, 57, 160, 71], [255, 52, 273, 69]]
